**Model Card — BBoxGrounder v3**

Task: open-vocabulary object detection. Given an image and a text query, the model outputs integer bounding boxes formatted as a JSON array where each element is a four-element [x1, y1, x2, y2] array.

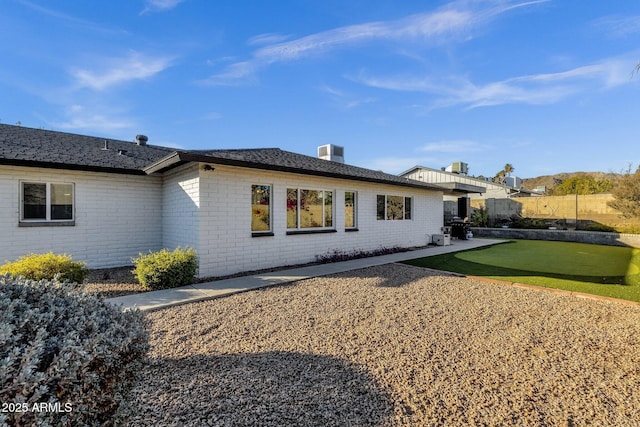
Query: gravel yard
[[82, 266, 143, 298], [127, 263, 640, 426]]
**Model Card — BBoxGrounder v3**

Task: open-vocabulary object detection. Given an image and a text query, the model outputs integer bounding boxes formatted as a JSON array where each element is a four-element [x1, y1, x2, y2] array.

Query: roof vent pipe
[[136, 134, 148, 146]]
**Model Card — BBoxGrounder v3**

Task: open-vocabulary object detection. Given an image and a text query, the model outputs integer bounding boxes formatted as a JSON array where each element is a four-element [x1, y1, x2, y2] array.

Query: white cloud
[[593, 15, 640, 38], [356, 54, 639, 109], [201, 61, 257, 86], [54, 104, 135, 133], [319, 85, 377, 110], [17, 0, 128, 35], [202, 112, 222, 121], [70, 52, 173, 91], [141, 0, 184, 14], [247, 33, 291, 46], [420, 140, 489, 153], [204, 0, 547, 86], [359, 156, 435, 175]]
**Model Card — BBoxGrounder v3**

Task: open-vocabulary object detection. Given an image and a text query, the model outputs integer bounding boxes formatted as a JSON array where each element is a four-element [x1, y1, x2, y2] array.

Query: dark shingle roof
[[0, 124, 174, 174], [179, 148, 444, 190], [0, 124, 444, 191]]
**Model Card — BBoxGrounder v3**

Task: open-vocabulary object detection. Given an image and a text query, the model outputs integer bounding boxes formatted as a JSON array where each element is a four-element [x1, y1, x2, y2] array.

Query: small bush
[[132, 247, 198, 290], [582, 223, 616, 232], [0, 274, 149, 427], [470, 206, 489, 227], [0, 252, 88, 283], [509, 215, 548, 229], [316, 246, 410, 264]]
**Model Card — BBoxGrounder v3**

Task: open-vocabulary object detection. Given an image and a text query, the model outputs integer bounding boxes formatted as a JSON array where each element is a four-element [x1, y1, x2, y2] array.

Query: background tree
[[550, 174, 614, 195], [504, 163, 514, 177], [608, 166, 640, 218], [493, 163, 515, 184]]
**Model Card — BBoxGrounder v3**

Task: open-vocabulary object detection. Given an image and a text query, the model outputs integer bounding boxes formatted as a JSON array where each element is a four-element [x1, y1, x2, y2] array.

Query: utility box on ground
[[432, 234, 451, 246]]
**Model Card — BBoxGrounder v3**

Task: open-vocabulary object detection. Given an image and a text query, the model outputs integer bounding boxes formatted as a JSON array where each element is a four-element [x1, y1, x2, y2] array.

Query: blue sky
[[1, 0, 639, 178]]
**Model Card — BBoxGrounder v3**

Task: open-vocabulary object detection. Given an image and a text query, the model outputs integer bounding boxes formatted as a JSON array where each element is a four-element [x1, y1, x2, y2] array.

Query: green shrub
[[582, 223, 616, 232], [0, 274, 149, 427], [132, 247, 198, 290], [509, 215, 548, 229], [0, 252, 88, 283], [470, 206, 489, 227]]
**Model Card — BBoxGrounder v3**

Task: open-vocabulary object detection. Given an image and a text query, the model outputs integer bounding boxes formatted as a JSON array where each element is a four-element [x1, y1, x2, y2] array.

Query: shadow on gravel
[[128, 351, 394, 426], [330, 263, 458, 288]]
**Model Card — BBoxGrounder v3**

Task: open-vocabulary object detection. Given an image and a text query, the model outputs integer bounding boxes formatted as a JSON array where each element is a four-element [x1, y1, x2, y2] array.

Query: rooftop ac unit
[[317, 144, 345, 163]]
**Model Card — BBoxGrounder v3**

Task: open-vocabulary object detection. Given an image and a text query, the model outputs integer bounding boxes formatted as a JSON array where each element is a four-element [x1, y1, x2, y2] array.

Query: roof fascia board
[[0, 158, 147, 175]]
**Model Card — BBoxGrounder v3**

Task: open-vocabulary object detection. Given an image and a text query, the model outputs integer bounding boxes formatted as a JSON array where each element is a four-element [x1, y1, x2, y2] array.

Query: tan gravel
[[82, 266, 144, 298], [127, 263, 640, 426]]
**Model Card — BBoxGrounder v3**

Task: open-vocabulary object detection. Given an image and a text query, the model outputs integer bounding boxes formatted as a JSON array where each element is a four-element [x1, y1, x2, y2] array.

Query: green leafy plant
[[132, 247, 198, 290], [470, 206, 489, 227], [0, 252, 88, 283], [0, 274, 149, 426], [582, 222, 616, 232], [509, 215, 548, 229], [609, 165, 640, 219]]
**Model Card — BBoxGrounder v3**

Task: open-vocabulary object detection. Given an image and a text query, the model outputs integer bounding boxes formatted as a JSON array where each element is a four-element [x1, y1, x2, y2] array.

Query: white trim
[[19, 180, 75, 223], [286, 187, 335, 231], [251, 183, 273, 234]]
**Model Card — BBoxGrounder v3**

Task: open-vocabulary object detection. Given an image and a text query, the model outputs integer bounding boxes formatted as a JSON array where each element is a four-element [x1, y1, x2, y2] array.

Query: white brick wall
[[161, 163, 200, 253], [191, 164, 443, 278], [1, 162, 444, 277], [0, 165, 162, 268]]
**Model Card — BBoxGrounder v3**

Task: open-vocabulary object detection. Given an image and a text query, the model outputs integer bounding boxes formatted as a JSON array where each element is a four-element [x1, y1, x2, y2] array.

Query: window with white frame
[[21, 182, 74, 223], [251, 184, 272, 233], [376, 194, 412, 220], [287, 188, 333, 229], [345, 191, 357, 229]]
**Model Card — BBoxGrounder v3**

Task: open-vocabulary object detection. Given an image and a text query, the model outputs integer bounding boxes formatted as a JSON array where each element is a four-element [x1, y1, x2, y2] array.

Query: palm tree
[[504, 163, 514, 177]]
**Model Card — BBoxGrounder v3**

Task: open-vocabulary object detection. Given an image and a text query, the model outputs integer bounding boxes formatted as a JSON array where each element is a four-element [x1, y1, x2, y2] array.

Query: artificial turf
[[404, 239, 640, 302]]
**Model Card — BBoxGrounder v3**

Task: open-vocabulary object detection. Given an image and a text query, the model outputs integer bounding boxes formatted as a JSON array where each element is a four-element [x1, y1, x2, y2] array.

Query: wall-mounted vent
[[317, 144, 344, 163], [136, 134, 148, 146]]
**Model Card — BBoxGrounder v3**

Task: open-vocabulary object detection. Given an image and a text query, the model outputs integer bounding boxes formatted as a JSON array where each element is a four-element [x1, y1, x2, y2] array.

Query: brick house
[[0, 124, 445, 278]]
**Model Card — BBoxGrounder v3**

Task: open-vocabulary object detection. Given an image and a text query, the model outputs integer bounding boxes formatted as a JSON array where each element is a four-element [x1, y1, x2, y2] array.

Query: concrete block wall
[[161, 163, 200, 252], [193, 164, 443, 278], [0, 165, 163, 267]]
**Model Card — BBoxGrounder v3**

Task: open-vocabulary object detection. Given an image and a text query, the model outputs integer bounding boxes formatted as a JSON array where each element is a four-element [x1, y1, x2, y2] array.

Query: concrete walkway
[[106, 238, 505, 312]]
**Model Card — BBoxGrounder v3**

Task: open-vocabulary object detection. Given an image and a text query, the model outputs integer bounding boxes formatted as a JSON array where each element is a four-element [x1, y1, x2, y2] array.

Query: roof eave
[[438, 182, 486, 195], [146, 152, 445, 192], [0, 158, 147, 175]]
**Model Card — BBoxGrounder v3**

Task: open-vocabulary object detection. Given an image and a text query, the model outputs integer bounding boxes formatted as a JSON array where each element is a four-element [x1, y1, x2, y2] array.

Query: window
[[376, 194, 412, 220], [251, 184, 272, 234], [345, 191, 357, 229], [21, 182, 74, 224], [287, 188, 334, 230]]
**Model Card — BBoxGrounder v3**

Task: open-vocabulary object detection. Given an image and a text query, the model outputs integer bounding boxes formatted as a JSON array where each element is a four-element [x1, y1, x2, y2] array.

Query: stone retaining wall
[[471, 227, 640, 248]]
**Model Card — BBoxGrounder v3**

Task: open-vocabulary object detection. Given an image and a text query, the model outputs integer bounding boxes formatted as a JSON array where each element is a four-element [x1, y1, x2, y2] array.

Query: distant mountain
[[521, 172, 620, 192]]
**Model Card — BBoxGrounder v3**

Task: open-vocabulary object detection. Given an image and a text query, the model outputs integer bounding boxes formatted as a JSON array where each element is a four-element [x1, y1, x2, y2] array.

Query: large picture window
[[376, 194, 412, 220], [21, 182, 74, 223], [251, 184, 272, 233], [287, 188, 333, 229]]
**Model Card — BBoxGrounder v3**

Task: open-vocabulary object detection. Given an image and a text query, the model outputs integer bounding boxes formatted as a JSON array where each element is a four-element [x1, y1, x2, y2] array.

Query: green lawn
[[404, 240, 640, 302]]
